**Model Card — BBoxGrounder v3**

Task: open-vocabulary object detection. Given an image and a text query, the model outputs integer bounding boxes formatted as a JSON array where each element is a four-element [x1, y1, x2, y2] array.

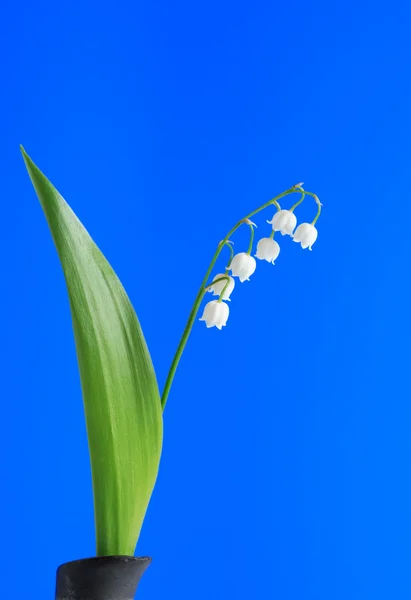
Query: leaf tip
[[20, 146, 37, 178], [20, 145, 31, 167]]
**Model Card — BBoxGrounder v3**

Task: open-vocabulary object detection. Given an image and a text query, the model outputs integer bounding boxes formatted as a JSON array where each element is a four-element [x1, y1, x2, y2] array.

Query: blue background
[[1, 0, 411, 598]]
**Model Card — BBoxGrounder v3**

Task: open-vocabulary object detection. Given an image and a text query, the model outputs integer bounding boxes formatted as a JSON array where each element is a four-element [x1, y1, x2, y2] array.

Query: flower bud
[[229, 252, 257, 282], [293, 223, 318, 250], [267, 209, 297, 236], [200, 300, 229, 330], [255, 238, 280, 264]]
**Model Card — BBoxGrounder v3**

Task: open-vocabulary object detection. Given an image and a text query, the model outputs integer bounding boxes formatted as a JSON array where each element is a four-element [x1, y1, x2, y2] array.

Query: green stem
[[303, 191, 319, 201], [218, 277, 231, 302], [246, 223, 255, 255], [224, 241, 235, 268], [289, 192, 305, 212], [269, 229, 275, 240], [160, 186, 306, 410], [204, 275, 231, 291], [312, 200, 322, 225]]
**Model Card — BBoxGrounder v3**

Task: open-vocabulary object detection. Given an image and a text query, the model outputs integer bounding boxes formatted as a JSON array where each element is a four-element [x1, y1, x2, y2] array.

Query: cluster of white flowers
[[268, 210, 318, 250], [199, 185, 321, 330]]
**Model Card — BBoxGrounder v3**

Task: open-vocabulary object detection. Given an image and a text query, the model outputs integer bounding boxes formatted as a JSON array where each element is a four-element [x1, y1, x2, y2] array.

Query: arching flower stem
[[204, 275, 231, 298], [160, 185, 310, 409], [246, 222, 255, 255], [289, 190, 322, 226], [289, 192, 305, 213], [224, 241, 235, 270], [311, 200, 322, 226], [218, 278, 231, 303]]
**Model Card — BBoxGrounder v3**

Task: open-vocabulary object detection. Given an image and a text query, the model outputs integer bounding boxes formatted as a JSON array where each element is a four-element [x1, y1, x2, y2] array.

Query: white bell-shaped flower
[[229, 252, 257, 282], [200, 300, 229, 330], [208, 273, 235, 301], [255, 237, 280, 264], [267, 209, 297, 236], [293, 223, 318, 250]]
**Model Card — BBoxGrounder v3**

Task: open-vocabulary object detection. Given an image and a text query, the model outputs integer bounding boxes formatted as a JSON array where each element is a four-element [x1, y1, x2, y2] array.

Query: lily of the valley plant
[[22, 148, 322, 557]]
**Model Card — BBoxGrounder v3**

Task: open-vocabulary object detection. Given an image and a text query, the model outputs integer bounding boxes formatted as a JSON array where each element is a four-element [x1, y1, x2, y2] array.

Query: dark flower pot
[[55, 555, 151, 600]]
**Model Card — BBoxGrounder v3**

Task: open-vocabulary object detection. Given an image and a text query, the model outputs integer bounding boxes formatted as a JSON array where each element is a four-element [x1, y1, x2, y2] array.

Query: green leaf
[[21, 147, 163, 556]]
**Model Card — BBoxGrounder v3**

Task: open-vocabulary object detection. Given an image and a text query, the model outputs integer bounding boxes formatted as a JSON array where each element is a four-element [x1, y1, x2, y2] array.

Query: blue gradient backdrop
[[2, 1, 411, 598]]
